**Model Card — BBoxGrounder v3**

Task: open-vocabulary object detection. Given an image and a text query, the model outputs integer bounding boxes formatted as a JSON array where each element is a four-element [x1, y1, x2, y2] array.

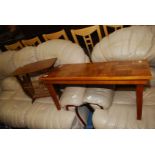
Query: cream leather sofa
[[91, 26, 155, 128], [2, 26, 155, 129], [0, 39, 90, 129]]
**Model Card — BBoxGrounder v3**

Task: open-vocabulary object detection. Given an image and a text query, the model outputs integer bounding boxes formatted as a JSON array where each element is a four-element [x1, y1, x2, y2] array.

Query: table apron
[[43, 80, 149, 85]]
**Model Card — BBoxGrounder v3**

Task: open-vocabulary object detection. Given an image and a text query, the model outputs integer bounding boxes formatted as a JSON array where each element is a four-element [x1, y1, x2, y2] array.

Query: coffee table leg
[[45, 84, 61, 110], [136, 84, 144, 120]]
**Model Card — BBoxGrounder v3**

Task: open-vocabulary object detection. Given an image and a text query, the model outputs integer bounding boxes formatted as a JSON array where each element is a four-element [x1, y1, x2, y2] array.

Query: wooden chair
[[21, 36, 41, 46], [42, 29, 69, 41], [4, 41, 23, 51], [71, 25, 102, 60], [103, 25, 123, 36]]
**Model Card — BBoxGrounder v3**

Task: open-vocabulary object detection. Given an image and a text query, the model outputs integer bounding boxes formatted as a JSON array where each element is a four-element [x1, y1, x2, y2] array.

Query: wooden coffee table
[[12, 58, 57, 102], [40, 60, 152, 120]]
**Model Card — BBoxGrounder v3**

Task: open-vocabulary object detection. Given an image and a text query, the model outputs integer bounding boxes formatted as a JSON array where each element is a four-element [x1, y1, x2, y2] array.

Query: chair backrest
[[21, 36, 41, 46], [42, 29, 69, 41], [4, 41, 23, 51], [103, 25, 123, 36], [71, 25, 102, 59]]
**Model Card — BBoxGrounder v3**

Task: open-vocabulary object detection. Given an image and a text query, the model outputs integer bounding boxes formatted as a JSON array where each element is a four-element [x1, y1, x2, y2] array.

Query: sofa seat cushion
[[143, 87, 155, 105], [113, 87, 155, 106], [0, 100, 10, 123], [0, 100, 32, 128], [150, 67, 155, 86], [0, 100, 8, 111], [12, 90, 31, 101], [112, 90, 136, 105], [83, 88, 114, 109], [34, 96, 54, 104], [0, 91, 16, 100], [25, 102, 76, 129], [92, 104, 155, 129]]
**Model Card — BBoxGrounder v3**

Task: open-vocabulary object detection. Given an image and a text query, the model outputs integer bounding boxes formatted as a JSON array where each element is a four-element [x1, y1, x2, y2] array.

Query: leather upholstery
[[0, 39, 89, 128], [92, 26, 155, 65], [92, 26, 155, 128], [83, 88, 114, 109], [93, 104, 155, 129], [36, 39, 90, 65], [0, 51, 15, 80], [60, 87, 86, 107]]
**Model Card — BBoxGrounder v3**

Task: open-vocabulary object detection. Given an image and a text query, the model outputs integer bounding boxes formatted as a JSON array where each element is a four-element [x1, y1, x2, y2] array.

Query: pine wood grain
[[41, 60, 151, 82]]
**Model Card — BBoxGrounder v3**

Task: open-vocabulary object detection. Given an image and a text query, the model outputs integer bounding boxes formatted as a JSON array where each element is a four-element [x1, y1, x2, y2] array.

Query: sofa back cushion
[[92, 26, 155, 66], [0, 51, 16, 80], [0, 47, 37, 80], [12, 46, 37, 69], [36, 39, 89, 66]]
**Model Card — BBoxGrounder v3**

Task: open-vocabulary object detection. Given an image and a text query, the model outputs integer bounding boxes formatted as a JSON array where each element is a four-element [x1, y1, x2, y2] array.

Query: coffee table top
[[13, 58, 57, 76], [40, 60, 152, 81]]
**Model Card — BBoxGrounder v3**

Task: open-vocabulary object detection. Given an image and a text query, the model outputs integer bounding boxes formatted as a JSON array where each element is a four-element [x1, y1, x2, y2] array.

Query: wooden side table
[[12, 58, 57, 102], [40, 60, 152, 120]]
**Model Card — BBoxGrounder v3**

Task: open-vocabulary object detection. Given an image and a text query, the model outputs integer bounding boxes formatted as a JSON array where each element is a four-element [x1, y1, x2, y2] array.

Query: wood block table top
[[40, 60, 151, 83]]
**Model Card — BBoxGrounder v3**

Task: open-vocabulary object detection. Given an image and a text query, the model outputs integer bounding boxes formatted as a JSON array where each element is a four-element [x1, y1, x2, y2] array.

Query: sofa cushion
[[143, 87, 155, 105], [146, 35, 155, 67], [12, 90, 31, 101], [60, 87, 86, 107], [36, 39, 89, 66], [92, 104, 155, 129], [0, 100, 32, 128], [12, 46, 37, 69], [112, 90, 136, 105], [25, 102, 76, 128], [0, 51, 16, 80], [0, 91, 16, 101], [83, 88, 114, 109], [150, 67, 155, 86], [113, 87, 155, 106], [34, 96, 54, 104], [92, 26, 155, 66], [0, 77, 22, 91]]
